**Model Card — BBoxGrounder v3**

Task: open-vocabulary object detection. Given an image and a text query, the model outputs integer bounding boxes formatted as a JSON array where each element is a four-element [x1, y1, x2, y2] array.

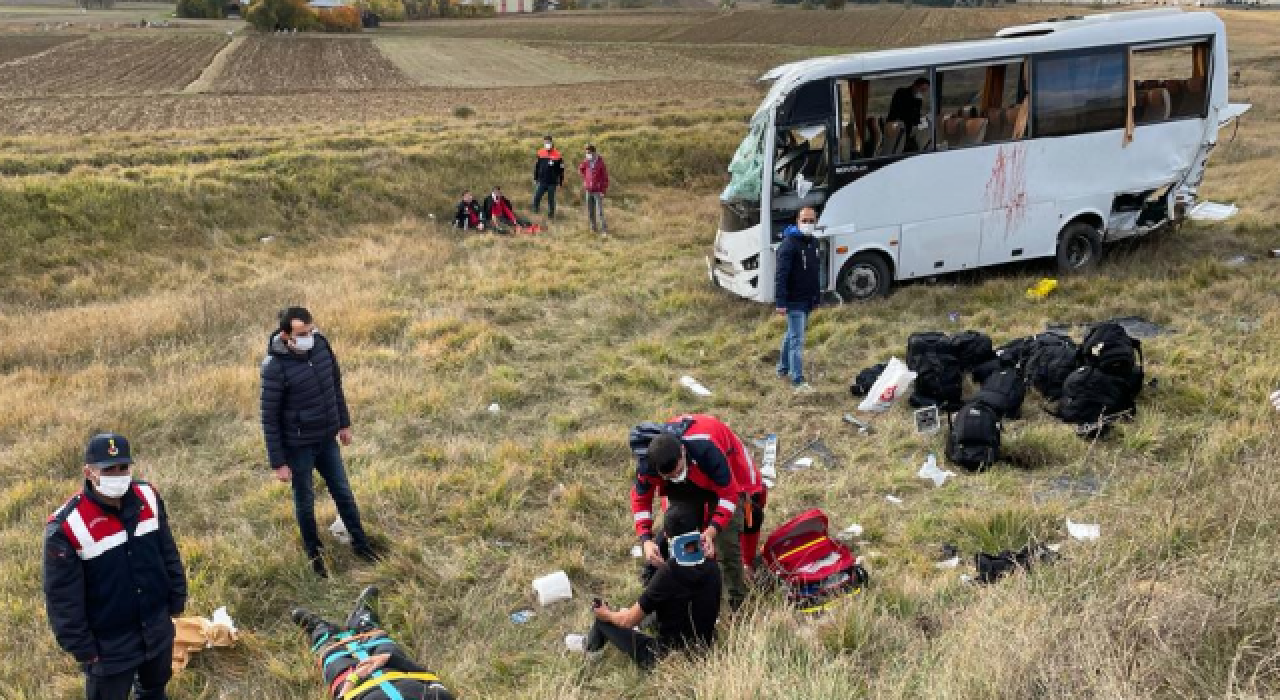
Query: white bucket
[[532, 570, 573, 606]]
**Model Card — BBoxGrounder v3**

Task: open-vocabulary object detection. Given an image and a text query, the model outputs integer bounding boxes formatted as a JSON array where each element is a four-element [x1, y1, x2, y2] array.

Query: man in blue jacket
[[775, 207, 823, 393], [43, 433, 187, 700], [261, 306, 378, 577]]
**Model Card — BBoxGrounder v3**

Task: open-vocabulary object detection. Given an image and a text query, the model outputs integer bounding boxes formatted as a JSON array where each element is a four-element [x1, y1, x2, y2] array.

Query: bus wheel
[[837, 253, 891, 302], [1056, 221, 1102, 274]]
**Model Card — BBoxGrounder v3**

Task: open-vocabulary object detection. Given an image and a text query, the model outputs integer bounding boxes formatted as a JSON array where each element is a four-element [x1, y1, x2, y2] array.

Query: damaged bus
[[711, 9, 1249, 302]]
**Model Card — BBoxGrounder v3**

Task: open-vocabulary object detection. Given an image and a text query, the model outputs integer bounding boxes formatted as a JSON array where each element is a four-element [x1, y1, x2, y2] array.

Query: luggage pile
[[851, 322, 1148, 471]]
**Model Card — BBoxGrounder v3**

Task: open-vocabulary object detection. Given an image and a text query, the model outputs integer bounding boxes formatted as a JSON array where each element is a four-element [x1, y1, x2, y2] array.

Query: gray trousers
[[586, 192, 607, 232]]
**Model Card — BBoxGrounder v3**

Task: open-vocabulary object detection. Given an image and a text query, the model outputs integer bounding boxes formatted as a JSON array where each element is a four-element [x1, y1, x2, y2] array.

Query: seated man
[[452, 190, 483, 230], [481, 185, 529, 233], [585, 502, 722, 670], [292, 586, 454, 700]]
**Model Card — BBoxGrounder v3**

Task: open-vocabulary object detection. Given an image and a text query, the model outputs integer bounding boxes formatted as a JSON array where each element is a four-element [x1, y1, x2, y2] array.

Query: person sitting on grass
[[452, 190, 483, 231], [481, 185, 529, 233], [293, 586, 454, 700], [582, 501, 722, 670]]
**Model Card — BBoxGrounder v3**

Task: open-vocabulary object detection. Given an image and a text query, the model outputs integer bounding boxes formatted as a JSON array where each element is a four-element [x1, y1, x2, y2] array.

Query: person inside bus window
[[888, 77, 930, 152]]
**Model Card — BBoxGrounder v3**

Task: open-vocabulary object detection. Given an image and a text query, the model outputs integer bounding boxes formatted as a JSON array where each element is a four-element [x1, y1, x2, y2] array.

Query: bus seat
[[864, 117, 882, 159], [984, 107, 1014, 142], [960, 117, 988, 146], [1009, 101, 1028, 139], [1136, 88, 1171, 124], [879, 120, 905, 156], [940, 116, 963, 150]]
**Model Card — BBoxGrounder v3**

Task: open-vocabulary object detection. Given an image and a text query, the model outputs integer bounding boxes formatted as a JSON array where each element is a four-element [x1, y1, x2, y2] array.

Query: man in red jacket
[[630, 414, 767, 610], [578, 143, 609, 236]]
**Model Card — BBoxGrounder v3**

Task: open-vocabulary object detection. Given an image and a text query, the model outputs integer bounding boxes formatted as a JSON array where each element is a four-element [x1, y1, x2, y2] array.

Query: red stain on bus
[[985, 143, 1028, 234]]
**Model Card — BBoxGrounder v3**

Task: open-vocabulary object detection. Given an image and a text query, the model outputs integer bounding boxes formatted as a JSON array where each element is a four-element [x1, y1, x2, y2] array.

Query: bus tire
[[1056, 221, 1102, 274], [837, 253, 891, 302]]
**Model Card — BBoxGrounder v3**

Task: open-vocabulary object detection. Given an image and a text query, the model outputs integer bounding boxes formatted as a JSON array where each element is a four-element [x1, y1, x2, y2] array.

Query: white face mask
[[292, 334, 315, 352], [799, 223, 817, 235], [544, 143, 553, 150], [96, 474, 133, 499], [586, 153, 595, 161]]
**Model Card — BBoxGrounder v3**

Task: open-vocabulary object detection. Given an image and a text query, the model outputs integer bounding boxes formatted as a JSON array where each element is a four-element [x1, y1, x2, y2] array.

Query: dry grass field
[[1, 5, 1279, 700], [205, 36, 415, 93], [377, 37, 611, 87]]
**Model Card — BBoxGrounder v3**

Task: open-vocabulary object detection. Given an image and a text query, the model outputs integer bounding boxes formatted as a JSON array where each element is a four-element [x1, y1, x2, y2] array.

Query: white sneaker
[[792, 383, 816, 394]]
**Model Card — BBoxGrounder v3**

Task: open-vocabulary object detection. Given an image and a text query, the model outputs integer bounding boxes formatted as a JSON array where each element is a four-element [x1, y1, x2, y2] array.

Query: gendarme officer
[[43, 433, 188, 700]]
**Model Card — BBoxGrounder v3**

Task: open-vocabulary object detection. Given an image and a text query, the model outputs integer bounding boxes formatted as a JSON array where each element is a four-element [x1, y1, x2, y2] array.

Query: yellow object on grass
[[1026, 278, 1058, 300]]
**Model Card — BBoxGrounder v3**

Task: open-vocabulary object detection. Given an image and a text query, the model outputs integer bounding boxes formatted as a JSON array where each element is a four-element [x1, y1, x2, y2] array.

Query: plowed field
[[207, 36, 414, 93], [0, 35, 227, 96], [0, 34, 77, 65]]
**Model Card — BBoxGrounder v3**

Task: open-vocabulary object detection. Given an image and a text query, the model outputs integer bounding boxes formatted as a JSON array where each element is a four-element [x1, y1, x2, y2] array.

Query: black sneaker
[[353, 543, 384, 564], [310, 554, 329, 579], [346, 585, 381, 630], [290, 607, 314, 628]]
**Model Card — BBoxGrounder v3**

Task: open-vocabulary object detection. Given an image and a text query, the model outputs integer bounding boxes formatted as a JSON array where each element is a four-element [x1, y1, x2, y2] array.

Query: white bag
[[532, 570, 573, 606], [857, 357, 916, 413]]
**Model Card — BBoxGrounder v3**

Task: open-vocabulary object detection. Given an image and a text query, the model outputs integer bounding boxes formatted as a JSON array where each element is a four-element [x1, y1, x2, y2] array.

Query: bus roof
[[758, 8, 1224, 116]]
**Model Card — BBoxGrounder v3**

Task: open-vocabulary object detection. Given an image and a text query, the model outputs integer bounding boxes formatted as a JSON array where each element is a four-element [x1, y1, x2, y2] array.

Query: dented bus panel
[[711, 9, 1248, 303]]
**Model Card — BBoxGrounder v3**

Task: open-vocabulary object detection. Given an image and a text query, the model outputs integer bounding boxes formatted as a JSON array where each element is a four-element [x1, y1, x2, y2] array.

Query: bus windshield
[[722, 115, 768, 204]]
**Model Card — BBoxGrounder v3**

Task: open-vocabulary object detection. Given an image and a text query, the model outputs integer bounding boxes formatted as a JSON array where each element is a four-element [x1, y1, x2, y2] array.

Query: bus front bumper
[[710, 226, 766, 301]]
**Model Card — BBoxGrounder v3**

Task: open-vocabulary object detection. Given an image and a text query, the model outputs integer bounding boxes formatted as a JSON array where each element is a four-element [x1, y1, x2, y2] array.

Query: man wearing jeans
[[532, 134, 565, 220], [775, 207, 823, 393], [578, 143, 609, 236], [260, 306, 377, 577]]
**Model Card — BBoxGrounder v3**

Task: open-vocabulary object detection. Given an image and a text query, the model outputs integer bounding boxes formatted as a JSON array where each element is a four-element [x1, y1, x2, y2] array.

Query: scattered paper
[[793, 457, 813, 468], [1046, 543, 1063, 553], [916, 454, 956, 487], [630, 545, 643, 558], [487, 403, 501, 414], [259, 235, 275, 244], [679, 375, 713, 397], [1189, 201, 1238, 222], [959, 574, 974, 584], [329, 516, 352, 545], [1066, 518, 1101, 541], [564, 634, 586, 652], [935, 556, 961, 569], [759, 434, 778, 481], [510, 609, 535, 624], [885, 495, 904, 505], [1270, 389, 1280, 411], [947, 311, 960, 323], [837, 523, 864, 539]]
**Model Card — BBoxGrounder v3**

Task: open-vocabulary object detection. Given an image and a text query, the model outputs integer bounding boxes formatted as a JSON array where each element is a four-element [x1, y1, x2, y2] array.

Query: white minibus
[[710, 9, 1249, 302]]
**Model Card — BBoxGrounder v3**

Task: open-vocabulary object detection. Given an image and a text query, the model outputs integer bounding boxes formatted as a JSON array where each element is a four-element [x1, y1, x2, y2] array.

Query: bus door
[[769, 79, 836, 285]]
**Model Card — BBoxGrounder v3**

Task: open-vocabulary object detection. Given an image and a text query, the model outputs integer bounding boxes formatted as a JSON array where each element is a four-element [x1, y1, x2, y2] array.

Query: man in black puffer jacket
[[261, 306, 377, 577], [774, 207, 824, 393]]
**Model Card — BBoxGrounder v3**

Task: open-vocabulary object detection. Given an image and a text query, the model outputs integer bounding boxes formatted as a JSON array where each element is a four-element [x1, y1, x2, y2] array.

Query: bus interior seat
[[1166, 77, 1206, 117], [959, 118, 988, 147], [1009, 101, 1028, 139], [984, 108, 1012, 142], [879, 120, 905, 157], [862, 117, 883, 159], [940, 116, 963, 150], [1136, 87, 1172, 124]]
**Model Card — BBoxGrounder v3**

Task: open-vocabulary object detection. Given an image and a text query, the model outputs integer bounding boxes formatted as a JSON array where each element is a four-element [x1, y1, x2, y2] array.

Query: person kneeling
[[292, 586, 454, 700], [482, 185, 530, 234], [453, 190, 484, 231], [585, 503, 721, 669]]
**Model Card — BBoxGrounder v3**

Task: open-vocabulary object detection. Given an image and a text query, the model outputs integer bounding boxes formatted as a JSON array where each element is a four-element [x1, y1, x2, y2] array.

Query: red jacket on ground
[[578, 156, 609, 194], [630, 414, 764, 541]]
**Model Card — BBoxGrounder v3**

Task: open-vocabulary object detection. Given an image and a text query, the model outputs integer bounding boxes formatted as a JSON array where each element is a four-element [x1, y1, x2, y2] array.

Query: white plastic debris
[[532, 570, 573, 606], [1046, 543, 1063, 553], [916, 454, 955, 487], [885, 495, 904, 505], [857, 357, 916, 413], [794, 173, 813, 199], [1188, 201, 1239, 222], [837, 523, 864, 539], [630, 545, 643, 558], [793, 457, 814, 469], [935, 556, 961, 569], [679, 375, 713, 397], [210, 607, 237, 638], [1066, 518, 1101, 541], [259, 235, 275, 244], [487, 403, 501, 414], [329, 516, 352, 545], [759, 434, 778, 480], [1270, 389, 1280, 412], [564, 634, 586, 652], [959, 574, 974, 584]]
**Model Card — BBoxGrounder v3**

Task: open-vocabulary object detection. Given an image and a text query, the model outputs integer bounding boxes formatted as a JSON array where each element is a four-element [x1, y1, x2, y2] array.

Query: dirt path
[[183, 35, 242, 94]]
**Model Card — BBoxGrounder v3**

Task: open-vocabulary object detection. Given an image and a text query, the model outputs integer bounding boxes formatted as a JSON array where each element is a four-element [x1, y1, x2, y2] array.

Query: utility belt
[[312, 629, 443, 700]]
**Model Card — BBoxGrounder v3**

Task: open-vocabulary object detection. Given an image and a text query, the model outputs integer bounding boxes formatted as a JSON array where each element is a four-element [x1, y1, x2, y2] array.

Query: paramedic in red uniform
[[43, 433, 188, 700], [630, 414, 766, 610]]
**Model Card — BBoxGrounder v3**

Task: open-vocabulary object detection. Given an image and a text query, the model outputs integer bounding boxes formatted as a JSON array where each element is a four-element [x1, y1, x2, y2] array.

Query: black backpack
[[1024, 333, 1079, 401], [910, 351, 965, 410], [945, 402, 1001, 471], [971, 357, 1003, 384], [974, 368, 1026, 420], [1056, 366, 1137, 425], [628, 418, 693, 471], [849, 362, 887, 398], [994, 336, 1036, 369], [907, 332, 952, 371], [950, 330, 996, 370], [975, 543, 1059, 584], [1079, 322, 1145, 392]]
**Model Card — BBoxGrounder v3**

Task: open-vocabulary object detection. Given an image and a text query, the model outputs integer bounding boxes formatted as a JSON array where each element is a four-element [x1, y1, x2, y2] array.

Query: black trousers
[[85, 650, 171, 700], [585, 619, 659, 669]]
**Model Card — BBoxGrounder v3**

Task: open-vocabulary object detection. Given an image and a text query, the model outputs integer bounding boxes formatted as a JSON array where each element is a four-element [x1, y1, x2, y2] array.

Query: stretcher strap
[[341, 671, 441, 700], [316, 630, 388, 669], [324, 638, 395, 671]]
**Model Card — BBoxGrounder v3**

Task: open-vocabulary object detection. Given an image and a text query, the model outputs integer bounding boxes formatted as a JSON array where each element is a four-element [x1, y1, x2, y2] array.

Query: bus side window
[[1032, 49, 1128, 138], [838, 72, 931, 162], [1132, 41, 1211, 124], [936, 59, 1029, 149]]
